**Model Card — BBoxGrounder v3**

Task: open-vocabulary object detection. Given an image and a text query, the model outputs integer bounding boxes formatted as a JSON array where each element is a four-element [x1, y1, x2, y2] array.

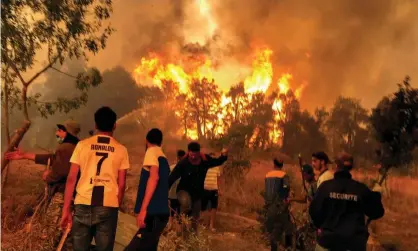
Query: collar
[[334, 170, 352, 179], [63, 133, 79, 145], [318, 168, 329, 178]]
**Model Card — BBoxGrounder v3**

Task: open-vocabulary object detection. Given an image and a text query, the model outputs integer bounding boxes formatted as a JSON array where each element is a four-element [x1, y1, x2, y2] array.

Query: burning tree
[[1, 0, 113, 171], [187, 78, 222, 140]]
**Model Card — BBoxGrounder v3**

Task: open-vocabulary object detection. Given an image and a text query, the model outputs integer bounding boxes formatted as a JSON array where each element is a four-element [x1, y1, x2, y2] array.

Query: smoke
[[89, 0, 418, 109]]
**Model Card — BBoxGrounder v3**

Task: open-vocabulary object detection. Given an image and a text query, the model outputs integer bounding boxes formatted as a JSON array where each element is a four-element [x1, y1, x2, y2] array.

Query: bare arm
[[140, 165, 159, 213], [118, 169, 127, 206], [62, 164, 80, 213]]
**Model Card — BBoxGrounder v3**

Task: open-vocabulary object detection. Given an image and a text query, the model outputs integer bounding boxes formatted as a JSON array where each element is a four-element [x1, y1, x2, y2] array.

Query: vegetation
[[1, 0, 114, 171]]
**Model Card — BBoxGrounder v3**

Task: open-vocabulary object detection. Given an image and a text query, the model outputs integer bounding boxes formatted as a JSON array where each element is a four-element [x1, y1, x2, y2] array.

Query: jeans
[[125, 214, 169, 251], [72, 205, 119, 251]]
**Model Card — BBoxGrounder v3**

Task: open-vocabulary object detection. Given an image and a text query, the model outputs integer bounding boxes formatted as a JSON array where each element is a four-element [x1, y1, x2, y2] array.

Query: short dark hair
[[335, 152, 354, 171], [312, 151, 330, 164], [188, 142, 200, 152], [273, 158, 284, 168], [177, 150, 186, 158], [146, 128, 163, 146], [95, 107, 117, 132]]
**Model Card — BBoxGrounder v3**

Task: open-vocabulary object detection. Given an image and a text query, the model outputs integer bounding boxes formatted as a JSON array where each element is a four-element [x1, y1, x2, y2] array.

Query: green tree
[[326, 96, 369, 157], [1, 0, 113, 171], [370, 76, 418, 180], [281, 101, 327, 159]]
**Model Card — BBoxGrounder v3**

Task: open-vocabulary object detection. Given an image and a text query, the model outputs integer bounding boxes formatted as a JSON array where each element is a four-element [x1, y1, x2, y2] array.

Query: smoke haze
[[66, 0, 418, 109]]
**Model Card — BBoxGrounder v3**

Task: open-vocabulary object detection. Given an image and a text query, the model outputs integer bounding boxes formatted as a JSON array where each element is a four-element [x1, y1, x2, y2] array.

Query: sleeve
[[309, 185, 327, 228], [35, 153, 54, 165], [119, 148, 130, 170], [168, 160, 184, 188], [44, 144, 74, 184], [283, 174, 290, 199], [216, 166, 222, 177], [143, 148, 158, 167], [70, 142, 83, 165], [206, 154, 227, 168], [364, 188, 385, 220]]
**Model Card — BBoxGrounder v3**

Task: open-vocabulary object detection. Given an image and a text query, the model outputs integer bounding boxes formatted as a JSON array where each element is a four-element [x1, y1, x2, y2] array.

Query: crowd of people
[[264, 152, 385, 251], [4, 105, 385, 251]]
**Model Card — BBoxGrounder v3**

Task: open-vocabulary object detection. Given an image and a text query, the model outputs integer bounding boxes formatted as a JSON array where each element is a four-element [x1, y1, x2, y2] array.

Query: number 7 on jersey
[[96, 152, 108, 176]]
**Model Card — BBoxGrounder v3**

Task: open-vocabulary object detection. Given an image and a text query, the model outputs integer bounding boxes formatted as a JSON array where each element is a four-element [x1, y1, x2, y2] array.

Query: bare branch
[[25, 57, 59, 87], [50, 66, 77, 79]]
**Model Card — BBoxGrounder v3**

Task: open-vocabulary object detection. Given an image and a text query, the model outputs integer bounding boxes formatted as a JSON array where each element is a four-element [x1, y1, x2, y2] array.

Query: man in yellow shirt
[[60, 107, 130, 251], [202, 153, 222, 231]]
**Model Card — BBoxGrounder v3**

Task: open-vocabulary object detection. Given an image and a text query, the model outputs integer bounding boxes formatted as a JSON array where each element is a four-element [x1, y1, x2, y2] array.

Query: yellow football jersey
[[70, 135, 130, 207]]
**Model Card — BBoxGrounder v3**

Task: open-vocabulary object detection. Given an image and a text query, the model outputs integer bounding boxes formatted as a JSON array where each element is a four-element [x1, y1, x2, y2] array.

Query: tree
[[224, 82, 250, 125], [281, 101, 327, 159], [370, 76, 418, 181], [187, 78, 222, 139], [1, 0, 113, 171], [326, 96, 369, 157]]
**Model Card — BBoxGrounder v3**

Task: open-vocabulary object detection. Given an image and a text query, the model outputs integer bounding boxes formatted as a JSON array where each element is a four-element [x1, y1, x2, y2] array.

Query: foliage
[[326, 96, 371, 158], [1, 0, 114, 156], [370, 76, 418, 169], [257, 197, 294, 249], [281, 96, 327, 159], [187, 78, 222, 139]]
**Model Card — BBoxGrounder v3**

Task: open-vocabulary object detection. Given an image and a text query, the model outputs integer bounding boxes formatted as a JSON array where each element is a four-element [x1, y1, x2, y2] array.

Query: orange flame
[[133, 47, 306, 143]]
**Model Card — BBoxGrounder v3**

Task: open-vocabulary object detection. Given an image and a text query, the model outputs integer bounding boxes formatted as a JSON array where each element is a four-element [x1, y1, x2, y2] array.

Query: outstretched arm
[[206, 153, 228, 168], [5, 148, 36, 161], [168, 162, 184, 188]]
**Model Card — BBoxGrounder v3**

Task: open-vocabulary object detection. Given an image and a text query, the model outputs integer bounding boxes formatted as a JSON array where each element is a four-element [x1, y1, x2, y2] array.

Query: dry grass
[[2, 149, 418, 251], [220, 159, 418, 251]]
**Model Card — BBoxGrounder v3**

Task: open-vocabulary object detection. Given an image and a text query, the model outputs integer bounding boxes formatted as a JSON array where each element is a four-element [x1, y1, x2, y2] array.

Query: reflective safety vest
[[264, 169, 290, 202]]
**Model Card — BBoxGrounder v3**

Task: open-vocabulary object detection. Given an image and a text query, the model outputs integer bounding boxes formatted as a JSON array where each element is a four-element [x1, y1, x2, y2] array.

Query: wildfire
[[133, 48, 305, 143]]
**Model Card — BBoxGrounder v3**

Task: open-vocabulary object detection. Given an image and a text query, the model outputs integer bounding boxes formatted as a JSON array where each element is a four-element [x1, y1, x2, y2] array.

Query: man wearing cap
[[5, 119, 80, 186], [168, 142, 228, 233], [309, 152, 385, 251], [311, 151, 334, 188]]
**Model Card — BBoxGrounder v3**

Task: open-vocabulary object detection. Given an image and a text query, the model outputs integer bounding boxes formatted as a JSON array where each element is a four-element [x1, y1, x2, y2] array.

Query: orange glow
[[133, 47, 306, 144]]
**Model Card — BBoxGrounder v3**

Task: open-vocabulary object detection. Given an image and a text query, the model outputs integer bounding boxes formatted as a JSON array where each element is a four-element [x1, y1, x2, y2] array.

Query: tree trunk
[[1, 120, 31, 172], [3, 80, 11, 145]]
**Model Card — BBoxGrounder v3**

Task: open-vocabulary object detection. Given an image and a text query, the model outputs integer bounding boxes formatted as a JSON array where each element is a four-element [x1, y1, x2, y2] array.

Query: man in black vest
[[309, 152, 384, 251]]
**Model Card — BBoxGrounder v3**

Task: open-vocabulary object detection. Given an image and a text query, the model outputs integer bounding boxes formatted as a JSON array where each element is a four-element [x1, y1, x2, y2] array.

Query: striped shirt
[[204, 166, 221, 190]]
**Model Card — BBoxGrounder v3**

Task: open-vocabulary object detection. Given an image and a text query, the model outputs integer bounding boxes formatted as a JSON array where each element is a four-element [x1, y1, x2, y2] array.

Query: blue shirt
[[134, 146, 170, 215]]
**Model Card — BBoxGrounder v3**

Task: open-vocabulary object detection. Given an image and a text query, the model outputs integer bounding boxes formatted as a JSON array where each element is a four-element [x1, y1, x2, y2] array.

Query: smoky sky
[[88, 0, 418, 110]]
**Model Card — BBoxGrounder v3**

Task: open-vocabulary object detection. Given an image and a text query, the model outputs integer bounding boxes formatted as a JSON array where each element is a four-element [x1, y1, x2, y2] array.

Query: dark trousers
[[72, 205, 119, 251], [125, 214, 169, 251], [184, 199, 201, 232]]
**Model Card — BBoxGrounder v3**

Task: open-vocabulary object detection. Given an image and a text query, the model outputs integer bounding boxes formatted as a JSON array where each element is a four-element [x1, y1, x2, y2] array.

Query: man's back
[[134, 146, 170, 215], [264, 169, 290, 202], [309, 171, 384, 250], [71, 135, 130, 207]]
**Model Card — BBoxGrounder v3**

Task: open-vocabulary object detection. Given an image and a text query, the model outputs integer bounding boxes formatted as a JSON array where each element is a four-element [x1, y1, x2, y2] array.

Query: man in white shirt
[[60, 107, 130, 251], [312, 151, 333, 188]]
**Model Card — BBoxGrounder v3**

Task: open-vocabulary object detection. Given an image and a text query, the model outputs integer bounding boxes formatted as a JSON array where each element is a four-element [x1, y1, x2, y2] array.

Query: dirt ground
[[2, 150, 418, 250]]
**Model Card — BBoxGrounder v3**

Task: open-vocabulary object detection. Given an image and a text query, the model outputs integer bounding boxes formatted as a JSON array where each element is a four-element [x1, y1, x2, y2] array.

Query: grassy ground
[[2, 149, 418, 250]]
